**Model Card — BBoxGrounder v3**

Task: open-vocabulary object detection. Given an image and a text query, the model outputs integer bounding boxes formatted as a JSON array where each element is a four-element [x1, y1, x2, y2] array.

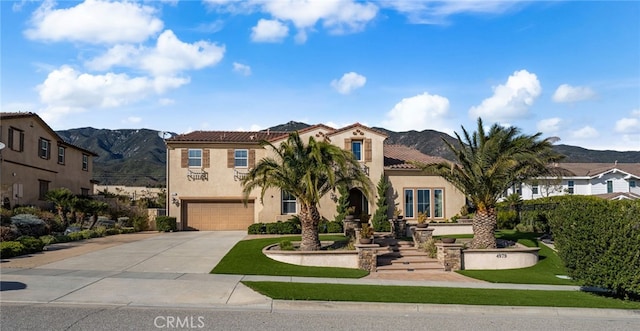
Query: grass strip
[[211, 235, 368, 278], [243, 281, 640, 309], [458, 231, 575, 285]]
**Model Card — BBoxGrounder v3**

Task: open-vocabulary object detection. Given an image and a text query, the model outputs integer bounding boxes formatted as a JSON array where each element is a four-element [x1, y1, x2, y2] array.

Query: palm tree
[[242, 132, 372, 251], [45, 188, 75, 226], [414, 118, 562, 249]]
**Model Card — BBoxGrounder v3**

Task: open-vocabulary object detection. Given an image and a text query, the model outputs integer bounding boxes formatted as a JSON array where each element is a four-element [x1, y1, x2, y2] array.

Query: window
[[281, 191, 296, 214], [82, 154, 89, 171], [351, 141, 363, 161], [81, 188, 90, 196], [607, 180, 613, 194], [188, 149, 202, 167], [39, 138, 50, 159], [404, 189, 414, 218], [417, 189, 430, 217], [532, 185, 539, 195], [8, 127, 24, 152], [567, 180, 574, 194], [631, 180, 637, 188], [434, 189, 444, 218], [234, 149, 248, 167], [58, 146, 66, 164], [38, 180, 50, 200]]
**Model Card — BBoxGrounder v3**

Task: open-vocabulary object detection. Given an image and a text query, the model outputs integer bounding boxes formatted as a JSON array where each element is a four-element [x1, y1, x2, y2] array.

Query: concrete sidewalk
[[1, 231, 638, 318]]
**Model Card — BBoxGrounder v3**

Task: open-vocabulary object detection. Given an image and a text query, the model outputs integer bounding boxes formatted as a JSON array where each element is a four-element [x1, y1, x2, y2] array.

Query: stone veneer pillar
[[355, 243, 379, 272], [343, 219, 361, 238], [435, 243, 464, 271], [411, 226, 434, 247], [391, 219, 407, 238]]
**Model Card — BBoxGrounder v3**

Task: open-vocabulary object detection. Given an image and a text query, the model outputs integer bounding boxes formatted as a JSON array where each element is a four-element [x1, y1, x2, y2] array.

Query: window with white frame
[[351, 140, 363, 161], [405, 188, 445, 220], [82, 154, 89, 171], [532, 184, 539, 195], [281, 191, 296, 214], [567, 180, 574, 194], [234, 149, 248, 167], [607, 180, 613, 194], [58, 146, 66, 164], [39, 138, 50, 159], [188, 149, 202, 167], [416, 189, 430, 217], [404, 189, 414, 218]]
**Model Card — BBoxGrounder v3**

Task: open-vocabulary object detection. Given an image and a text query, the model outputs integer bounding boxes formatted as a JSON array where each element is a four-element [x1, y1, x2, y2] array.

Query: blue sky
[[2, 0, 639, 151]]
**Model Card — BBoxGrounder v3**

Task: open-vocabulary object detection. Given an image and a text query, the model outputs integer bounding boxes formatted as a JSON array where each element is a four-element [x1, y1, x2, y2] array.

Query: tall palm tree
[[415, 118, 562, 249], [242, 132, 372, 251]]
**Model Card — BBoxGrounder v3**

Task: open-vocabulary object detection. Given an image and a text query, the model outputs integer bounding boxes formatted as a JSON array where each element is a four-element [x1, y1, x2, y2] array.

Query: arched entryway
[[348, 188, 369, 218]]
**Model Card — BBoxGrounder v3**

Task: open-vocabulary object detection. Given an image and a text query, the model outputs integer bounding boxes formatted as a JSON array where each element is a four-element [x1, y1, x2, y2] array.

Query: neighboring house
[[0, 112, 98, 209], [511, 162, 640, 200], [165, 123, 466, 231], [94, 185, 165, 202]]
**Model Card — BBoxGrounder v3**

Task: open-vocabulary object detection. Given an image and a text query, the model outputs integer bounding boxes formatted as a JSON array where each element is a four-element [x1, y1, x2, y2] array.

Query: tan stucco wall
[[386, 170, 466, 221], [1, 116, 94, 208]]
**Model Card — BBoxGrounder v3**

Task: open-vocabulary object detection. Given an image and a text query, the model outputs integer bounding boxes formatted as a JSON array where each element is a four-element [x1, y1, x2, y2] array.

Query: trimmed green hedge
[[248, 220, 344, 235], [156, 216, 177, 232], [0, 241, 26, 258], [526, 195, 639, 300]]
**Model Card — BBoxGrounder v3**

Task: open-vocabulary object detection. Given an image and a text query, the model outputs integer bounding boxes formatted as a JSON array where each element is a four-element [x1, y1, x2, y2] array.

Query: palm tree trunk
[[299, 203, 321, 251], [470, 208, 497, 249]]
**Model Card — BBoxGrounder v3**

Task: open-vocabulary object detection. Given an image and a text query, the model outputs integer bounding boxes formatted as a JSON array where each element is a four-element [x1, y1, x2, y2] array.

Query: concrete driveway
[[0, 231, 271, 308]]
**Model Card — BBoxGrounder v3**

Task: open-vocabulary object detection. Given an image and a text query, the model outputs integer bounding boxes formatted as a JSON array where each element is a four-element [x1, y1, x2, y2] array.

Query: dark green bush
[[265, 222, 280, 234], [133, 216, 149, 232], [278, 221, 298, 234], [542, 195, 640, 300], [247, 223, 265, 234], [497, 210, 519, 230], [68, 232, 85, 241], [54, 234, 72, 243], [0, 241, 26, 258], [326, 221, 343, 233], [17, 236, 45, 254], [11, 214, 47, 237], [155, 216, 177, 232], [120, 227, 136, 234], [105, 228, 120, 236], [40, 235, 57, 245], [79, 230, 99, 239], [279, 239, 294, 251]]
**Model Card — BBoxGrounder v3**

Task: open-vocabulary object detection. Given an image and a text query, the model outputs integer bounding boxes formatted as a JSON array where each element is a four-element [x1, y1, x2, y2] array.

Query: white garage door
[[185, 200, 254, 231]]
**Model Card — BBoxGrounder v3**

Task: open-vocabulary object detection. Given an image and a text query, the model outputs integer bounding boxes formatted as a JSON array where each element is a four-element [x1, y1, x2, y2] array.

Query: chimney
[[267, 129, 270, 135]]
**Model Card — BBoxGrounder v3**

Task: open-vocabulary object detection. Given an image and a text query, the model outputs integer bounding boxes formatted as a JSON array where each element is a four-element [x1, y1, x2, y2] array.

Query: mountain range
[[56, 121, 640, 186]]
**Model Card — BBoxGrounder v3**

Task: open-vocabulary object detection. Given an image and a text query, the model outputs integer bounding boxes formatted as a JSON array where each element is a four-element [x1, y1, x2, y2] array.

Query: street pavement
[[1, 231, 639, 318]]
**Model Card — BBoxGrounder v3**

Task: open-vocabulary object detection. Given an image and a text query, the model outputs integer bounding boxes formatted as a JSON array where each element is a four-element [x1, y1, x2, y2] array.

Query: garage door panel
[[186, 200, 254, 231]]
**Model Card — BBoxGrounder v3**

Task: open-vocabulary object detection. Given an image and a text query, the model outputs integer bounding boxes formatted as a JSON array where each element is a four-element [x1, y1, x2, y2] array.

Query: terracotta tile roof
[[266, 124, 336, 142], [168, 130, 287, 143], [328, 122, 388, 138], [551, 163, 640, 178], [1, 111, 38, 119], [384, 144, 450, 169]]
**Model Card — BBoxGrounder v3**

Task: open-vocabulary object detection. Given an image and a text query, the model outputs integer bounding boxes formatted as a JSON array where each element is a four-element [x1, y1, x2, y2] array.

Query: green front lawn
[[211, 235, 368, 278], [458, 231, 575, 285], [243, 281, 640, 309]]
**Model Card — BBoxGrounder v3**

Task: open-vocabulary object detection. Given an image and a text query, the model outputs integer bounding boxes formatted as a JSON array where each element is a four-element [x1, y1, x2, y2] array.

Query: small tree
[[45, 188, 75, 226], [371, 174, 391, 232], [334, 184, 350, 223]]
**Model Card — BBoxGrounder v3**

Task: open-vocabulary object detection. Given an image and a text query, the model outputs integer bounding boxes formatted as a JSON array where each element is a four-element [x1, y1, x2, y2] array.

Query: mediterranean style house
[[510, 162, 640, 200], [0, 112, 98, 209], [165, 123, 466, 231]]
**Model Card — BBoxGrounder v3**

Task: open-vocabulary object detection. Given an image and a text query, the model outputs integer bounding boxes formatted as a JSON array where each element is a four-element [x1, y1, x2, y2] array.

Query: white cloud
[[552, 84, 596, 103], [571, 126, 599, 139], [537, 117, 562, 134], [382, 92, 451, 132], [159, 98, 175, 106], [25, 0, 163, 44], [330, 72, 366, 95], [123, 116, 142, 124], [251, 19, 289, 43], [232, 62, 252, 76], [615, 109, 640, 133], [384, 0, 524, 24], [469, 69, 541, 122], [37, 65, 188, 111]]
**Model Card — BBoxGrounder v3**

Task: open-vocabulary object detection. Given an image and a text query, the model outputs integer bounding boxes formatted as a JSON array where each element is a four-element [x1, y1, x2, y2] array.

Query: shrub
[[17, 236, 45, 254], [11, 214, 47, 237], [94, 226, 107, 237], [278, 221, 298, 234], [54, 234, 72, 243], [247, 223, 265, 234], [541, 195, 640, 299], [117, 217, 132, 227], [105, 228, 120, 236], [44, 217, 66, 234], [1, 226, 18, 242], [12, 206, 40, 216], [279, 239, 294, 251], [326, 221, 343, 233], [265, 222, 280, 234], [78, 230, 100, 239], [68, 232, 85, 241], [155, 216, 177, 232], [40, 234, 57, 246], [1, 208, 12, 226], [132, 215, 149, 232], [120, 227, 136, 234], [497, 210, 519, 230], [0, 241, 26, 258]]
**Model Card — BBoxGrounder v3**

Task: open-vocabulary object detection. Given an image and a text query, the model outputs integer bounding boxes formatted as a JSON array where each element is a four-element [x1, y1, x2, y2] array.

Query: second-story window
[[351, 141, 362, 161], [82, 154, 89, 171], [8, 127, 24, 152], [58, 146, 66, 164], [188, 149, 202, 167], [39, 138, 50, 159], [235, 149, 248, 167]]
